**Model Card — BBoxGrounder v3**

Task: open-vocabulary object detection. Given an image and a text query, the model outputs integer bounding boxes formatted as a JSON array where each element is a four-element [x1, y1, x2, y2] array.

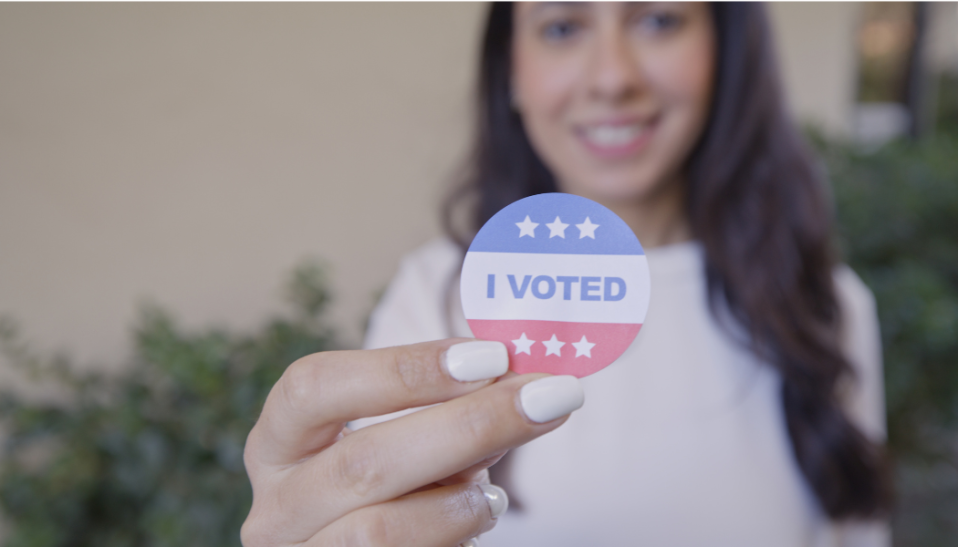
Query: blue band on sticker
[[466, 193, 645, 255]]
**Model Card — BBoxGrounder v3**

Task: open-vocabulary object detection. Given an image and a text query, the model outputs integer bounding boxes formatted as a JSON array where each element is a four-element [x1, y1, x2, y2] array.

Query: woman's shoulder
[[832, 264, 886, 442], [394, 237, 465, 282], [833, 264, 878, 321], [363, 237, 465, 350]]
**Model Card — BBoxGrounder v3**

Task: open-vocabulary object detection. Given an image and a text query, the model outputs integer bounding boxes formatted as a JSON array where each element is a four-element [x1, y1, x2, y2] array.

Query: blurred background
[[0, 3, 956, 546]]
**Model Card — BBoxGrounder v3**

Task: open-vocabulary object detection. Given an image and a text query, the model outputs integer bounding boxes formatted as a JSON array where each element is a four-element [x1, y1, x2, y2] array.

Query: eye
[[542, 18, 581, 42], [636, 11, 685, 34]]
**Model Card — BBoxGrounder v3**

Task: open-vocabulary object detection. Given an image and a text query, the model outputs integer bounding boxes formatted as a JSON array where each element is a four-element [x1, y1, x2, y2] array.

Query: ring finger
[[306, 482, 507, 547]]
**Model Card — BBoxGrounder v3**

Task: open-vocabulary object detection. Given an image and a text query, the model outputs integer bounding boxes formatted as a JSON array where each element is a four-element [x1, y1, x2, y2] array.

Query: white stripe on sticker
[[461, 252, 649, 324]]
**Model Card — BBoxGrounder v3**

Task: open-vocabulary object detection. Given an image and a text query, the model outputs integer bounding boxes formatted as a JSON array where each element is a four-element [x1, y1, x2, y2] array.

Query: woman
[[242, 3, 889, 546]]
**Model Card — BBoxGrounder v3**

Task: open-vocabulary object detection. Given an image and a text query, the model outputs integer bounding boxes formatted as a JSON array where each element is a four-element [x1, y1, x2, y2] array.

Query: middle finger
[[279, 373, 583, 538]]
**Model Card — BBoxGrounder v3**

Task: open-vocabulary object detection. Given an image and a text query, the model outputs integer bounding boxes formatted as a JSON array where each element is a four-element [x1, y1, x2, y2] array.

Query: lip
[[574, 115, 659, 159]]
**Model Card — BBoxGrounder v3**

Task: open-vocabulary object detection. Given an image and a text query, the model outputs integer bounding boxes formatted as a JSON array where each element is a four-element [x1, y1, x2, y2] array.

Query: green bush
[[0, 262, 336, 547], [819, 131, 958, 546]]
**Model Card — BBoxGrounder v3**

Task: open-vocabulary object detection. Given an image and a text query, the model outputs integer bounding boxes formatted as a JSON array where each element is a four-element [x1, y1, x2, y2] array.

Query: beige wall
[[927, 2, 958, 72], [0, 3, 905, 373], [0, 3, 484, 370], [767, 2, 862, 135]]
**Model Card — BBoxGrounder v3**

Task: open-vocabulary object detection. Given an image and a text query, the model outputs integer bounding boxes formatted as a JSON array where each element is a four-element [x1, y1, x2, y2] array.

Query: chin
[[564, 169, 664, 205]]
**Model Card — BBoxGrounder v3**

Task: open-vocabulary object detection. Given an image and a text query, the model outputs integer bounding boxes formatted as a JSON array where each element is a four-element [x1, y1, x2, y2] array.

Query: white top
[[359, 238, 890, 547]]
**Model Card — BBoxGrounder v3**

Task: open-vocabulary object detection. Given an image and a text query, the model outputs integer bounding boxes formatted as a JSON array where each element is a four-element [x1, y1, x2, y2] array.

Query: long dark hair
[[443, 3, 889, 519]]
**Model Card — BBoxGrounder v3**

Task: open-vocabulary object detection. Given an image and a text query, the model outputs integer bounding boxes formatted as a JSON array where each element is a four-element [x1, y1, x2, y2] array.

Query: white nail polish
[[443, 341, 509, 382], [461, 538, 480, 547], [519, 376, 584, 423], [479, 484, 509, 518]]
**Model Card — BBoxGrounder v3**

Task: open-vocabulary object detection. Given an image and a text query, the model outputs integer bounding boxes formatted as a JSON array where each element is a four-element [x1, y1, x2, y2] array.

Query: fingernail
[[443, 341, 509, 382], [479, 484, 509, 518], [461, 538, 480, 547], [519, 376, 584, 423]]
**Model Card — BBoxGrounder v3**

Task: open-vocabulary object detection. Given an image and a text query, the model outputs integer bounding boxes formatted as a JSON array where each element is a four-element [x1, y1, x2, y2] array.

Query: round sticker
[[461, 193, 651, 378]]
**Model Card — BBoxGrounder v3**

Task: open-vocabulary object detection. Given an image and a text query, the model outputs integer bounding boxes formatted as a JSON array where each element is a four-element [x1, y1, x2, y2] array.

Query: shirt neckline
[[645, 239, 703, 278]]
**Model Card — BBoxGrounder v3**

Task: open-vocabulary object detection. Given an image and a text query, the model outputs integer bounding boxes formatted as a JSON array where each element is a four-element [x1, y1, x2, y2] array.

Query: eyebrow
[[528, 2, 651, 14], [529, 2, 589, 14]]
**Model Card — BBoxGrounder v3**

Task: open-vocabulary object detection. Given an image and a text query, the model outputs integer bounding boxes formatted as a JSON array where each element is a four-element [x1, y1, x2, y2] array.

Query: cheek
[[513, 45, 583, 137], [644, 32, 715, 128]]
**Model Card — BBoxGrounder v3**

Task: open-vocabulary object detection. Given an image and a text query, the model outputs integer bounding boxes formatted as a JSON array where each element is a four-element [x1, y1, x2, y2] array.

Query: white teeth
[[583, 124, 645, 147]]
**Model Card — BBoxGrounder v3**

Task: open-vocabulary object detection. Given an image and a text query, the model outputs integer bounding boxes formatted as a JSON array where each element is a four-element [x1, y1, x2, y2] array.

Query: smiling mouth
[[577, 118, 658, 157]]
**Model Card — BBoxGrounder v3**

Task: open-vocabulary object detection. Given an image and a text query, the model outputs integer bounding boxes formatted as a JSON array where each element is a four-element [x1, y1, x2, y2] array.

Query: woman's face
[[512, 2, 715, 204]]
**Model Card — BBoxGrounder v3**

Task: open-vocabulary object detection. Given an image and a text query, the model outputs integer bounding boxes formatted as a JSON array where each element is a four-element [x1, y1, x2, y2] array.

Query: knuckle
[[323, 508, 391, 547], [329, 434, 389, 500], [351, 509, 391, 547], [241, 491, 294, 547], [240, 514, 272, 547], [452, 486, 489, 531], [278, 355, 325, 414], [239, 520, 259, 546], [388, 345, 433, 396]]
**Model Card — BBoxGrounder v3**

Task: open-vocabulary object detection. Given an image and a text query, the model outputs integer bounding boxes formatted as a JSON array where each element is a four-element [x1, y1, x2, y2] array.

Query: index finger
[[245, 339, 509, 468]]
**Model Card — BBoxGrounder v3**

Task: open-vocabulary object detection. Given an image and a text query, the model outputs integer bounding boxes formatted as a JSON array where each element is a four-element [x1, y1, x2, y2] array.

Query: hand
[[241, 338, 585, 546]]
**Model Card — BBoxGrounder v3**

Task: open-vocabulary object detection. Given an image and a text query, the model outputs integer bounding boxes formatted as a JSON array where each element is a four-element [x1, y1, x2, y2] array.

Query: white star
[[542, 334, 565, 357], [576, 217, 600, 239], [512, 333, 535, 355], [572, 335, 596, 358], [546, 216, 569, 238], [516, 216, 538, 238]]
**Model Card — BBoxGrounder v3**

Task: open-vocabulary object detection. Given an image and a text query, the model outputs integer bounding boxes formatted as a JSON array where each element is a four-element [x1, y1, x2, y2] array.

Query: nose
[[586, 25, 644, 104]]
